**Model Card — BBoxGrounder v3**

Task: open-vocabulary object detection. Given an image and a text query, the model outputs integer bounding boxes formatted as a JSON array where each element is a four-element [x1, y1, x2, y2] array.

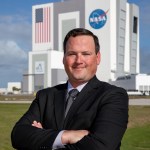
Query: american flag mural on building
[[35, 7, 51, 43]]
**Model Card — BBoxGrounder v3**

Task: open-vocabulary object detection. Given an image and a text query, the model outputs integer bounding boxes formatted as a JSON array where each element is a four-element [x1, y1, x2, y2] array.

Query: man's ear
[[63, 56, 65, 65], [97, 51, 101, 65]]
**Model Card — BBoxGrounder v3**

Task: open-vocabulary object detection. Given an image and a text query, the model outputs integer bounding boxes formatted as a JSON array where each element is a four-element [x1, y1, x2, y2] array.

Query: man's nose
[[76, 54, 82, 63]]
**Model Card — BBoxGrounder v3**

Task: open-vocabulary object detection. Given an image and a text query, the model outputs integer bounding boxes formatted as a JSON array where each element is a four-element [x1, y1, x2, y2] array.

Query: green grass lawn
[[0, 104, 29, 150], [0, 104, 150, 150], [121, 106, 150, 150], [121, 124, 150, 150]]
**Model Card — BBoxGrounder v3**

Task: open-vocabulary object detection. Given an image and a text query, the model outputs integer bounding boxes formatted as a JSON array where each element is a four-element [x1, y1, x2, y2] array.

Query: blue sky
[[0, 0, 149, 88]]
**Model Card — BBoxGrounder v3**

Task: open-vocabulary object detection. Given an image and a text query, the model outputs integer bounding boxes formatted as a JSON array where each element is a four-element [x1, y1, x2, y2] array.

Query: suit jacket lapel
[[54, 86, 67, 129], [63, 76, 100, 128]]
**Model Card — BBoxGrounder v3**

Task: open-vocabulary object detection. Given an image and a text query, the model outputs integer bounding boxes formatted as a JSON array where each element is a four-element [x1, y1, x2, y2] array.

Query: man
[[11, 28, 128, 150]]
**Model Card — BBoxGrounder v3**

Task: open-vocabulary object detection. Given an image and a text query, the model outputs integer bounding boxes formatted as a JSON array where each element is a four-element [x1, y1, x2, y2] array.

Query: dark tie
[[65, 89, 79, 117]]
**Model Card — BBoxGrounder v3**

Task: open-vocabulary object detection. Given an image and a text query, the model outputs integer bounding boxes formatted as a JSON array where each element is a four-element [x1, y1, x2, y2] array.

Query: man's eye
[[66, 53, 76, 56], [83, 53, 91, 55], [68, 53, 75, 56]]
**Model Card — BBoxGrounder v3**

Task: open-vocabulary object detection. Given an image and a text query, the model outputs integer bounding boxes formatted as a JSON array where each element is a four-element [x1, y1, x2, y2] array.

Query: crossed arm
[[32, 120, 89, 145]]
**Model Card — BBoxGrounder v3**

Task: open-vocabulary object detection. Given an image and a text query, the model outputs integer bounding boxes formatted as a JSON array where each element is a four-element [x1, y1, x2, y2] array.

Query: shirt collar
[[67, 81, 88, 92]]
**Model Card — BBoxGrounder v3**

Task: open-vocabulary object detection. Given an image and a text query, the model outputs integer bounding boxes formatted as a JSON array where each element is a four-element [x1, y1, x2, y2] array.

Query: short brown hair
[[63, 28, 100, 54]]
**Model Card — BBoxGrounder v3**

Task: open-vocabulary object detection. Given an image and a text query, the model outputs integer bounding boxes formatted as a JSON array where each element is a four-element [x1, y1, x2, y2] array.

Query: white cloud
[[0, 40, 27, 65], [0, 40, 28, 88], [0, 14, 31, 87], [0, 14, 32, 50]]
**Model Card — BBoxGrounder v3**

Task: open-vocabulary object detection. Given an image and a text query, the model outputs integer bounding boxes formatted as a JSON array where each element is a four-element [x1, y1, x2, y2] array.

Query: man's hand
[[61, 130, 89, 144], [32, 121, 89, 145], [32, 121, 43, 129]]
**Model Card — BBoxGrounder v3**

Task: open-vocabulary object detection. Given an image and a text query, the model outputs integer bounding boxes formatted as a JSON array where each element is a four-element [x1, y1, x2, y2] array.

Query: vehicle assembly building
[[22, 0, 139, 93]]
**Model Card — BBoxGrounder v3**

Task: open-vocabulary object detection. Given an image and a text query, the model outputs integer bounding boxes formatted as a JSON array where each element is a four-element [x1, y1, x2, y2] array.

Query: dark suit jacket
[[11, 76, 128, 150]]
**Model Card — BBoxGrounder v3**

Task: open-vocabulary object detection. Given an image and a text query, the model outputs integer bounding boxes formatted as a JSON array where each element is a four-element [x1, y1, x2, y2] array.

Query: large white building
[[110, 74, 150, 95], [22, 0, 139, 93]]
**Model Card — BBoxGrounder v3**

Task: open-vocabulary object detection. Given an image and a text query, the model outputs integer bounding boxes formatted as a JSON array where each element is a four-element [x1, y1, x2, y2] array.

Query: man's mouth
[[73, 67, 84, 70]]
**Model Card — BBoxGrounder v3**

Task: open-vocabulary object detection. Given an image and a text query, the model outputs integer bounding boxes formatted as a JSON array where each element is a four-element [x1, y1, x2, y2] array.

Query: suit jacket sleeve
[[11, 89, 60, 150], [65, 87, 128, 150]]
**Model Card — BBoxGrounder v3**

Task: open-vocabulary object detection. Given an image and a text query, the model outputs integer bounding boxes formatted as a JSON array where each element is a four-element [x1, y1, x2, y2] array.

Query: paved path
[[0, 99, 150, 105], [129, 99, 150, 106], [0, 100, 32, 104]]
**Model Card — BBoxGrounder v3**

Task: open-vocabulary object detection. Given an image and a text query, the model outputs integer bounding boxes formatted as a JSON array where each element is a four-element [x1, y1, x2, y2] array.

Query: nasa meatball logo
[[89, 9, 109, 29]]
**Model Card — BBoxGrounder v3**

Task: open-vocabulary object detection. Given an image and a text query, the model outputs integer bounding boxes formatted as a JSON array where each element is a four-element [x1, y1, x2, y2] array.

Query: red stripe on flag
[[35, 7, 51, 43]]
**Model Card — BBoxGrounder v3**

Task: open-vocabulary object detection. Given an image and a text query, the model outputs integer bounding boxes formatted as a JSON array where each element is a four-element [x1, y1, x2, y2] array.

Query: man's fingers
[[32, 120, 43, 129], [62, 130, 89, 144]]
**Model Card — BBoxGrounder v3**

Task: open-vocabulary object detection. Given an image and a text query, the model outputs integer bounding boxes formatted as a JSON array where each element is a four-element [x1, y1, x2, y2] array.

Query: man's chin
[[73, 76, 87, 82]]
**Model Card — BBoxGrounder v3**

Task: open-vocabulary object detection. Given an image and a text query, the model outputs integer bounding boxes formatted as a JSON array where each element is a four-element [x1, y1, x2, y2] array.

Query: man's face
[[63, 35, 101, 87]]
